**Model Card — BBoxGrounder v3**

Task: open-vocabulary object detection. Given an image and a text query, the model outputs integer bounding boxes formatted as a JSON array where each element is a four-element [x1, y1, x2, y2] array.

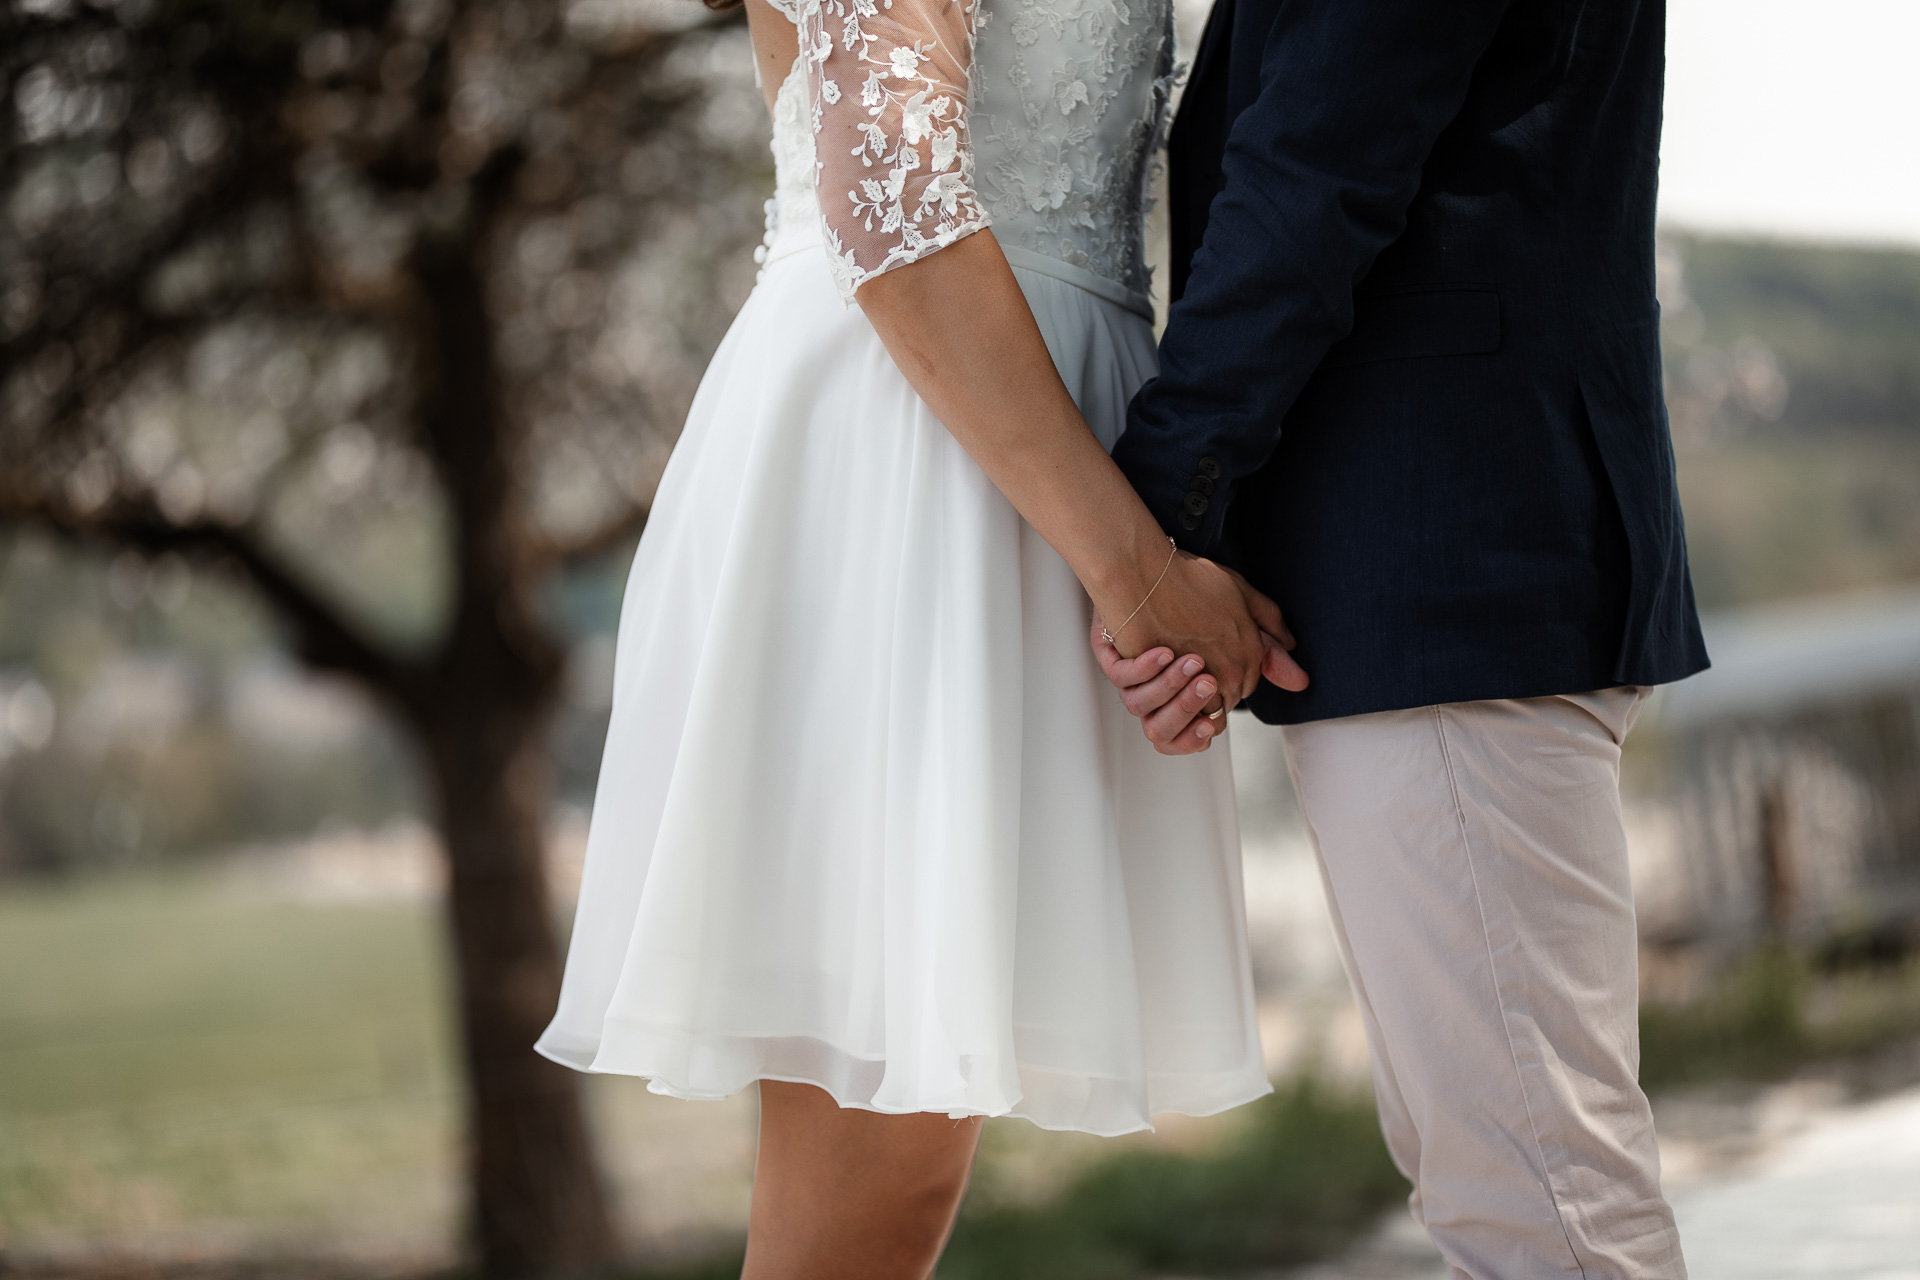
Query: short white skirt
[[536, 230, 1269, 1136]]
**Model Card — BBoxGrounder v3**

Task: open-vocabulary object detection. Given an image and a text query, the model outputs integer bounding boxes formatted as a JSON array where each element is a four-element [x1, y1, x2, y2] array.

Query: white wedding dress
[[536, 0, 1269, 1135]]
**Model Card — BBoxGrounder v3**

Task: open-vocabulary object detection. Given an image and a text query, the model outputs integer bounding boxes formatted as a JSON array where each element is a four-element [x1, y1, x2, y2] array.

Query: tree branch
[[540, 501, 651, 568], [0, 487, 429, 716]]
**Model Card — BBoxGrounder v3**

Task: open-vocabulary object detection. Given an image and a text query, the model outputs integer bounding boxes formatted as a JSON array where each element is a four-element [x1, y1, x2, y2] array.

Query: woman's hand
[[1092, 641, 1225, 752], [1094, 551, 1264, 706], [1091, 565, 1309, 754]]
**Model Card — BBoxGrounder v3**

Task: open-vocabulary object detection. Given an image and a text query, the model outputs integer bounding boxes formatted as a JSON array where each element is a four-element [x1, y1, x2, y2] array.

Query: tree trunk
[[405, 192, 623, 1275], [425, 694, 623, 1275]]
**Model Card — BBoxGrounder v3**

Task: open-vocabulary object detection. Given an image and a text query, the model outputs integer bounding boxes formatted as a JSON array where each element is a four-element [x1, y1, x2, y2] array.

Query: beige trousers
[[1281, 688, 1686, 1280]]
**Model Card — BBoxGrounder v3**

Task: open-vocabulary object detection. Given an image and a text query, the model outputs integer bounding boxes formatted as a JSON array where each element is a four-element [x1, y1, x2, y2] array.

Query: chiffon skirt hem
[[537, 1025, 1271, 1137]]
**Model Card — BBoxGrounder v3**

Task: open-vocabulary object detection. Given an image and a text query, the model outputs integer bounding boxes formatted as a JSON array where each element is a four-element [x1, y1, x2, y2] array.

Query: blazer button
[[1188, 475, 1214, 496], [1196, 456, 1223, 480], [1183, 492, 1210, 516], [1178, 511, 1202, 531]]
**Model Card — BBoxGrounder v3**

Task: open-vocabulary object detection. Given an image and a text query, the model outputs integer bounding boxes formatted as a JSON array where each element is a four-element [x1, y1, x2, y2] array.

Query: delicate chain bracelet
[[1100, 536, 1178, 647]]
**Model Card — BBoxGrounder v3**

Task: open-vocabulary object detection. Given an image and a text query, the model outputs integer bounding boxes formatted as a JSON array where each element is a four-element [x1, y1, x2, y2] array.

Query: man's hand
[[1091, 573, 1307, 755]]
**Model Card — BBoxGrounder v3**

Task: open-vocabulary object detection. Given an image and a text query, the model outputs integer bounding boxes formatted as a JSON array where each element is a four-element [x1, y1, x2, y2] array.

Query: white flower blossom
[[923, 171, 971, 217], [929, 125, 959, 171], [900, 89, 936, 144], [1029, 162, 1071, 211], [888, 45, 923, 78], [1053, 65, 1090, 115]]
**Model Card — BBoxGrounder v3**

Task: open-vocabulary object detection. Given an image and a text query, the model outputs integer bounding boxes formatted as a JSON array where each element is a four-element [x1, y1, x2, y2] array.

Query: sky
[[1660, 0, 1920, 247]]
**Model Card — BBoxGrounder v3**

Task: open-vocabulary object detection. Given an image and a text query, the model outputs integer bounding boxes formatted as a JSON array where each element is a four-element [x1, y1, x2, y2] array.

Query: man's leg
[[1281, 689, 1684, 1280]]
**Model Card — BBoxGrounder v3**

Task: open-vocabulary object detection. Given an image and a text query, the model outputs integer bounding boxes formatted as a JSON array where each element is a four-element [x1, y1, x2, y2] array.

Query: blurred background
[[2, 0, 1916, 1276]]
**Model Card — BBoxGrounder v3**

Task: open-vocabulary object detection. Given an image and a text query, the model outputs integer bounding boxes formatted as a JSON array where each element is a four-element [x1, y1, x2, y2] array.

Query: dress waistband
[[763, 228, 1154, 322], [998, 246, 1154, 321]]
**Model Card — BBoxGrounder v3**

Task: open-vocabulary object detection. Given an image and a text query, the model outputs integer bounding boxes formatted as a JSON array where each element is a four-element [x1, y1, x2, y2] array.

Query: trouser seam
[[1430, 703, 1590, 1280]]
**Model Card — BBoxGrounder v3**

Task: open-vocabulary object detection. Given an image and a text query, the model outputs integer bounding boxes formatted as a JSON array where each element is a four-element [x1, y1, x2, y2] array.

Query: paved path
[[1269, 1079, 1920, 1280], [1668, 1083, 1920, 1279]]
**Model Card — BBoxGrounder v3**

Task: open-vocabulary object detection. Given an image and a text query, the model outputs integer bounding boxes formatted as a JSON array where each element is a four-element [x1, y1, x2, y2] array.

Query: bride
[[539, 0, 1308, 1269]]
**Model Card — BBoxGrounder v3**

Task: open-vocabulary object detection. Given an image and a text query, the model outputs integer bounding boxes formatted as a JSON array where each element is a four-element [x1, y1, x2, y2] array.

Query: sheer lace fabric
[[797, 0, 992, 296], [970, 0, 1175, 307], [768, 0, 1174, 308]]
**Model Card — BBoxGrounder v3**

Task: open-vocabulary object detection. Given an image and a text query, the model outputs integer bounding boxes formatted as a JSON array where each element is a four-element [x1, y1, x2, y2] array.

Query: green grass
[[1639, 944, 1920, 1091], [0, 871, 461, 1251]]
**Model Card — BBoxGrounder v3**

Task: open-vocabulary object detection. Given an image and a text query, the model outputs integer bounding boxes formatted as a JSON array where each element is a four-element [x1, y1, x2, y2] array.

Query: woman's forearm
[[856, 230, 1273, 704], [856, 230, 1172, 620]]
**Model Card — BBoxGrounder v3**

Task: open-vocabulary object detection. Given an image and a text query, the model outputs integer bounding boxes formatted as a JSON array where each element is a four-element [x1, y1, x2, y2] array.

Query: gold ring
[[1207, 706, 1225, 721]]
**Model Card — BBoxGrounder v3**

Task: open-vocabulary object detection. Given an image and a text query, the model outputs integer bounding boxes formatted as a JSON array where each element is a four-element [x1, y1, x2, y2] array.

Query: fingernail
[[1157, 651, 1173, 667], [1183, 658, 1201, 676], [1196, 722, 1213, 739], [1196, 679, 1216, 699]]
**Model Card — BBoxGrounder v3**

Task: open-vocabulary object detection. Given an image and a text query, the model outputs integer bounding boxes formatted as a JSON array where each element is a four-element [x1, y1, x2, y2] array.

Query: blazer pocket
[[1323, 285, 1502, 368]]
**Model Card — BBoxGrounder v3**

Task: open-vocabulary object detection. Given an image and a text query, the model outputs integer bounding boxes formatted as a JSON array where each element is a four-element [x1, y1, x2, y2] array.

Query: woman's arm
[[858, 230, 1305, 711], [738, 0, 1302, 714]]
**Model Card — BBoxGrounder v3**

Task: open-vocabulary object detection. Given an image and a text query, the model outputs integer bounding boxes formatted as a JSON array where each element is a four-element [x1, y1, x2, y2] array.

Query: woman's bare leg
[[742, 1081, 984, 1280]]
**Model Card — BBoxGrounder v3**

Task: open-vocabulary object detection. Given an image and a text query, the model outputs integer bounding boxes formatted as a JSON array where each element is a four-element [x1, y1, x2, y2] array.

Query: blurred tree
[[1659, 233, 1920, 441], [0, 0, 767, 1270]]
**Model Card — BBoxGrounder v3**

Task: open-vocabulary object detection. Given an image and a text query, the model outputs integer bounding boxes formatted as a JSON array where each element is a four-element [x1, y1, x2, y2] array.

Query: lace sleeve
[[798, 0, 991, 299]]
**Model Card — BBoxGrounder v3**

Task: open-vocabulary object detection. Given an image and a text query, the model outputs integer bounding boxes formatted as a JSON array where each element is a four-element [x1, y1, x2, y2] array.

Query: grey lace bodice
[[762, 0, 1175, 314]]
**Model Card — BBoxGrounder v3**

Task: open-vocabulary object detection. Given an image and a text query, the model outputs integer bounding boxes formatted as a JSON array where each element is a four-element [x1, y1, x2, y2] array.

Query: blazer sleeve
[[1113, 0, 1515, 553]]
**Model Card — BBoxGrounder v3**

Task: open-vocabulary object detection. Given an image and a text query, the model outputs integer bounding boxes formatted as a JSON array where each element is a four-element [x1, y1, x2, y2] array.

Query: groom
[[1099, 0, 1706, 1275]]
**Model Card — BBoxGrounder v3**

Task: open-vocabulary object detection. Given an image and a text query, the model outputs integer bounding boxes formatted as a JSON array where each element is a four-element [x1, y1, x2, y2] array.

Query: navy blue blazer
[[1112, 0, 1710, 724]]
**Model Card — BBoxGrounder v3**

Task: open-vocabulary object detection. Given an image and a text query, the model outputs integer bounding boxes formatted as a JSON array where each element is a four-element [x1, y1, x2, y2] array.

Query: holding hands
[[1090, 555, 1307, 755]]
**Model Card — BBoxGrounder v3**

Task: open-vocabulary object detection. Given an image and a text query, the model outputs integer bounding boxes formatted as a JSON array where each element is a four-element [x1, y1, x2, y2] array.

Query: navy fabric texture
[[1113, 0, 1710, 724]]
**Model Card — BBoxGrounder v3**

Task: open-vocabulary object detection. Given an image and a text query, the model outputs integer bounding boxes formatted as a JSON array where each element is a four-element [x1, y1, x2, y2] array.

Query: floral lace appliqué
[[794, 0, 993, 300], [970, 0, 1176, 301], [762, 0, 1177, 311]]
